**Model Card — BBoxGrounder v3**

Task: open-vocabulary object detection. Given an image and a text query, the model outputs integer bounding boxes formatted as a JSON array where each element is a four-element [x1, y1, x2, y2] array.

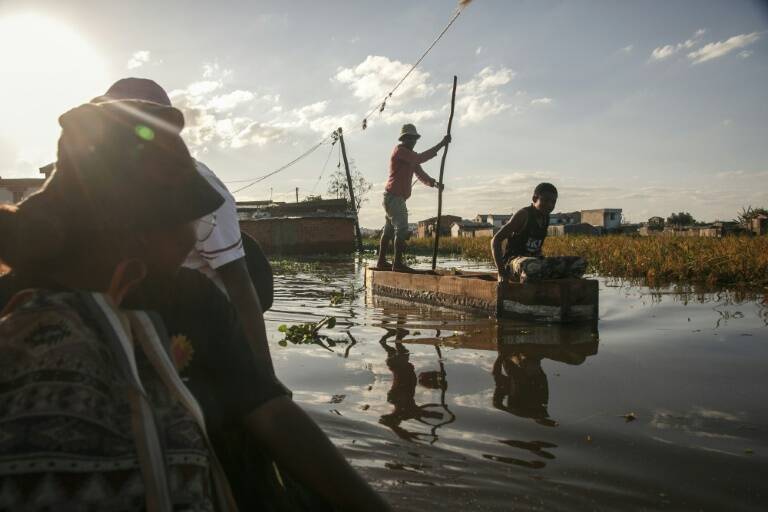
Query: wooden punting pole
[[432, 75, 458, 270]]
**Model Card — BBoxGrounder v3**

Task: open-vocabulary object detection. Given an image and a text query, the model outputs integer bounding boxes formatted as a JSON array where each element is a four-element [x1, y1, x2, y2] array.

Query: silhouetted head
[[532, 182, 558, 214], [0, 100, 222, 294], [398, 123, 421, 149]]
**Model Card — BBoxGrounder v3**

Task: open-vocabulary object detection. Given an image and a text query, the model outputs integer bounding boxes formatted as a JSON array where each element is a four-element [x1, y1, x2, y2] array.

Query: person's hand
[[434, 181, 445, 192], [441, 134, 452, 146]]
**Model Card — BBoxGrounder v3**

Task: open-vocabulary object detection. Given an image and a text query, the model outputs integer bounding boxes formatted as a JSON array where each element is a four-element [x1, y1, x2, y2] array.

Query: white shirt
[[183, 161, 245, 293]]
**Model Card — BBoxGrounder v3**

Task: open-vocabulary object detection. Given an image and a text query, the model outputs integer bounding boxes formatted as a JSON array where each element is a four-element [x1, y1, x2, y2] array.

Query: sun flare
[[0, 13, 109, 172]]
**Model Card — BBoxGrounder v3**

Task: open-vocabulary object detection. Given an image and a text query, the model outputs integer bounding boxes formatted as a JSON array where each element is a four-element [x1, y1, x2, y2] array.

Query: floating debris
[[622, 412, 637, 422]]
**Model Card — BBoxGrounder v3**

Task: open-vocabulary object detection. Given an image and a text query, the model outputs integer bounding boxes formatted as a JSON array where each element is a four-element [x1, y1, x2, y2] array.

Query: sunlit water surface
[[265, 258, 767, 511]]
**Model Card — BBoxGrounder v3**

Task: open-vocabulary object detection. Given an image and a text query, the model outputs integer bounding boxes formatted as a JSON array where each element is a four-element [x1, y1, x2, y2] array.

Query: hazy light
[[0, 13, 109, 174]]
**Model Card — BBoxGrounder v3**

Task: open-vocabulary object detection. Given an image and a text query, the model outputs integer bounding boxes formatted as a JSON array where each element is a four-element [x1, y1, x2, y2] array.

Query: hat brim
[[399, 133, 421, 141]]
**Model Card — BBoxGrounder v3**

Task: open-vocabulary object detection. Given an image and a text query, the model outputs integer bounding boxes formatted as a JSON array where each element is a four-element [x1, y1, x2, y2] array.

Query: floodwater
[[265, 258, 767, 511]]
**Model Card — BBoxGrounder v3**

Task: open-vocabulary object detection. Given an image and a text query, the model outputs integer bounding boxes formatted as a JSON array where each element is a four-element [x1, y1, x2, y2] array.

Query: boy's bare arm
[[216, 257, 273, 371], [245, 397, 391, 511], [491, 209, 528, 275]]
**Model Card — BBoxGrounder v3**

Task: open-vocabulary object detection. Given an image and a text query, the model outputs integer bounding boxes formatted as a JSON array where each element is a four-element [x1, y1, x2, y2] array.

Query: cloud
[[127, 50, 152, 70], [687, 32, 762, 64], [455, 66, 516, 124], [206, 90, 256, 112], [649, 29, 706, 61], [475, 46, 483, 55], [334, 55, 434, 107], [531, 97, 553, 105], [334, 56, 515, 127], [620, 44, 634, 54]]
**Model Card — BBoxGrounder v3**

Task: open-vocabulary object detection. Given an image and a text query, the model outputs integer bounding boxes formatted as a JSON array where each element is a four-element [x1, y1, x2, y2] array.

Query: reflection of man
[[492, 350, 556, 427], [378, 331, 443, 442]]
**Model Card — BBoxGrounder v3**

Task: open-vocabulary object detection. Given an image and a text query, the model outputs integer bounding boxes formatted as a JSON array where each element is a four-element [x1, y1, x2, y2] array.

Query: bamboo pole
[[431, 75, 458, 270], [337, 127, 363, 253]]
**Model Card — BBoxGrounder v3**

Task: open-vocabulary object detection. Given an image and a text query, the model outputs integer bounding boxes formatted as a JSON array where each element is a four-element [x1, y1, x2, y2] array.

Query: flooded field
[[265, 258, 767, 511]]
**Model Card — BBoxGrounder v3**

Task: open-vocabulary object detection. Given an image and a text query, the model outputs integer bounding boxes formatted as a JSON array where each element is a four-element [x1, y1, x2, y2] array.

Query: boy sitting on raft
[[491, 183, 586, 283]]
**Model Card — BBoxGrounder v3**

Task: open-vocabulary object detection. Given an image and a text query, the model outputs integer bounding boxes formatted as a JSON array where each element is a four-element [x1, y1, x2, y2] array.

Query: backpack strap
[[128, 309, 239, 512], [84, 292, 175, 512]]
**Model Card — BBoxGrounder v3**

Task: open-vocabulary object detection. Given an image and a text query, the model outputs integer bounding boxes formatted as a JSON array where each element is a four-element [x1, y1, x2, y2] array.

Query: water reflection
[[378, 328, 455, 443], [267, 260, 767, 511], [371, 294, 598, 449]]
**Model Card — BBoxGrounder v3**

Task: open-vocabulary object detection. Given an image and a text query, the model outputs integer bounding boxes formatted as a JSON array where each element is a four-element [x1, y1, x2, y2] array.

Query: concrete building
[[549, 211, 581, 226], [417, 215, 461, 238], [237, 198, 355, 254], [451, 220, 494, 238], [548, 223, 600, 236], [660, 221, 745, 238], [751, 215, 768, 236], [580, 209, 623, 231], [0, 164, 54, 205], [475, 213, 512, 230]]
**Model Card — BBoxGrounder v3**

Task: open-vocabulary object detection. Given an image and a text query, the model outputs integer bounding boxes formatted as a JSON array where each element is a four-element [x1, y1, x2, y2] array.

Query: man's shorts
[[382, 192, 409, 240], [506, 256, 586, 282]]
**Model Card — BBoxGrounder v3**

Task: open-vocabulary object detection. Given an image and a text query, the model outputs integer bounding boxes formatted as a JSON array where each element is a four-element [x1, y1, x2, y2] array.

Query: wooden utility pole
[[295, 187, 299, 203], [432, 75, 458, 270], [337, 127, 363, 253]]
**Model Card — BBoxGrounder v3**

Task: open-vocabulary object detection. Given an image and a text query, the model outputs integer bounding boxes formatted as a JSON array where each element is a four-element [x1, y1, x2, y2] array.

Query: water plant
[[277, 316, 348, 351]]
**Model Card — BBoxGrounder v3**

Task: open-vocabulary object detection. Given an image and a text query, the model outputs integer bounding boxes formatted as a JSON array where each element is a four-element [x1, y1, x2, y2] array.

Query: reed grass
[[364, 235, 768, 287]]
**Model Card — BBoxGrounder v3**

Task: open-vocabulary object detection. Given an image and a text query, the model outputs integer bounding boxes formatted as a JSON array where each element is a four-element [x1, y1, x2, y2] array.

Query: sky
[[0, 0, 767, 228]]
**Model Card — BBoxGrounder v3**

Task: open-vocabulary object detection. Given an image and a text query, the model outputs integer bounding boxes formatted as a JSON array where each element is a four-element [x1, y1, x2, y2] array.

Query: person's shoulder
[[194, 160, 234, 202], [392, 144, 411, 156]]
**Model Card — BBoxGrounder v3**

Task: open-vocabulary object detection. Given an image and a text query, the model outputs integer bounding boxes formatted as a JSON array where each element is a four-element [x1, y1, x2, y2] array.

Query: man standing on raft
[[375, 124, 450, 272]]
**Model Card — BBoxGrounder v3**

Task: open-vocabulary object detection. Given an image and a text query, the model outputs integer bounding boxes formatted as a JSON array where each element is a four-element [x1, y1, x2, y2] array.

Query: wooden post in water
[[432, 75, 458, 271], [337, 127, 363, 253]]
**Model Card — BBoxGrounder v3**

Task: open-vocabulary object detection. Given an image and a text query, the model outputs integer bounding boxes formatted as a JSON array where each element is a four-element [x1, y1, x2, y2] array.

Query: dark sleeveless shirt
[[502, 205, 549, 262]]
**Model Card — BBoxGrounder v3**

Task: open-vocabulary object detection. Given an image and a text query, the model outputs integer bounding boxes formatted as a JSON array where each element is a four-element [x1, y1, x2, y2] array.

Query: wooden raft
[[365, 268, 599, 323]]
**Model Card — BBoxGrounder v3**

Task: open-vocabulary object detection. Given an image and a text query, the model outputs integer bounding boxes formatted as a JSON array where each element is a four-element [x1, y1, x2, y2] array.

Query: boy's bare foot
[[371, 261, 393, 271], [392, 264, 418, 273]]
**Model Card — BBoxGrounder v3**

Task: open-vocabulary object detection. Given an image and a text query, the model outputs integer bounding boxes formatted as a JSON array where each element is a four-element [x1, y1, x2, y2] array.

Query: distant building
[[0, 165, 52, 204], [660, 221, 745, 238], [751, 214, 768, 236], [237, 198, 355, 254], [417, 215, 461, 238], [549, 211, 581, 226], [548, 223, 600, 237], [580, 208, 623, 231], [647, 216, 665, 228], [451, 220, 494, 238], [475, 213, 512, 231]]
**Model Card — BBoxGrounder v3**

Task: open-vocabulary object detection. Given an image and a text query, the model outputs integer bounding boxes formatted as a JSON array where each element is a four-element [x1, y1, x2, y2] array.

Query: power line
[[359, 5, 467, 132], [229, 139, 328, 195], [310, 141, 338, 194], [228, 2, 471, 195]]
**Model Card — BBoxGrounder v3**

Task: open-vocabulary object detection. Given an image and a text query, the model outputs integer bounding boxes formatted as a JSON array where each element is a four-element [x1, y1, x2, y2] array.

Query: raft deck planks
[[365, 268, 598, 323]]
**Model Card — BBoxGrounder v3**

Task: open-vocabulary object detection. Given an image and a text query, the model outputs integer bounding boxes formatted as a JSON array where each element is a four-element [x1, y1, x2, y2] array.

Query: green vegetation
[[364, 235, 768, 287], [277, 316, 348, 351]]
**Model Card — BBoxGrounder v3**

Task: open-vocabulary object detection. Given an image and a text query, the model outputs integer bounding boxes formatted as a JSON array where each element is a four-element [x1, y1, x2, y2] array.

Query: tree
[[327, 159, 372, 213], [666, 211, 695, 227], [736, 205, 768, 225]]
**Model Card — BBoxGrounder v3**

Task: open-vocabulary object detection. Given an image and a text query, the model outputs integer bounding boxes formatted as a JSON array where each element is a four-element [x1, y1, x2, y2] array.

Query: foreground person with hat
[[375, 124, 451, 272], [94, 77, 275, 371], [0, 101, 390, 510]]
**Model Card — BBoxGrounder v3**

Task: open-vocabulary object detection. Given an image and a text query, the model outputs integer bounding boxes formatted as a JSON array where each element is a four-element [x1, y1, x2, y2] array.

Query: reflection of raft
[[365, 268, 598, 323]]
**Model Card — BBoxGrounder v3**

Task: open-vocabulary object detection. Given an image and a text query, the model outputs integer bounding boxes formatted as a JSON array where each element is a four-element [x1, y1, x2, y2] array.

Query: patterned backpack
[[0, 289, 238, 511]]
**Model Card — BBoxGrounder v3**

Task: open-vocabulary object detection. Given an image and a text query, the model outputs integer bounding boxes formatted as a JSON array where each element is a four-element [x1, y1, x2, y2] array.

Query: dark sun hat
[[19, 100, 222, 236], [92, 77, 173, 108]]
